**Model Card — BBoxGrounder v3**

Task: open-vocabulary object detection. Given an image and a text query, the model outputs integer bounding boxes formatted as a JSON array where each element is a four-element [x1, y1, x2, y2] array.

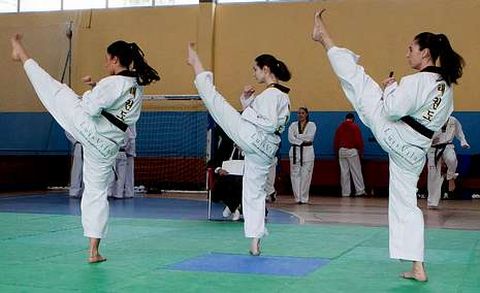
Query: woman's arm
[[82, 77, 124, 117], [383, 76, 418, 120], [296, 122, 317, 143]]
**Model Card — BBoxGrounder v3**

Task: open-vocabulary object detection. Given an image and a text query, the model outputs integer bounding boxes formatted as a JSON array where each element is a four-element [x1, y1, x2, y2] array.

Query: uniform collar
[[116, 70, 136, 77], [267, 83, 290, 94]]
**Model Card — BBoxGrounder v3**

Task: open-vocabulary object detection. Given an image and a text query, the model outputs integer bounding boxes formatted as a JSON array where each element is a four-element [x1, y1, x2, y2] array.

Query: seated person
[[208, 126, 243, 221]]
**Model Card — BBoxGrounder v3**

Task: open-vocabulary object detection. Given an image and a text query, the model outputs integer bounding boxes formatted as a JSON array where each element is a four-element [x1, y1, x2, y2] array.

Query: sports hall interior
[[0, 0, 479, 292]]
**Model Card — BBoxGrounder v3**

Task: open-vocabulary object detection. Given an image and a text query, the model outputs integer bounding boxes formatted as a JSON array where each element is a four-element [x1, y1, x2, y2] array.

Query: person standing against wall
[[288, 107, 317, 204], [334, 113, 366, 197], [427, 116, 470, 208]]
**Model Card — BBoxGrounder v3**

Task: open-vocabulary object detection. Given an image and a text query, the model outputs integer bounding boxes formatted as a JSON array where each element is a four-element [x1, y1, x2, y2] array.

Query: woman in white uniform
[[187, 44, 290, 256], [311, 9, 464, 281], [427, 116, 470, 207], [288, 107, 317, 204], [11, 34, 159, 263]]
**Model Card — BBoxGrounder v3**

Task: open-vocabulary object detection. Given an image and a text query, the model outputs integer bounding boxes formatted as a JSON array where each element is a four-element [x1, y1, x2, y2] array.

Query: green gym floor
[[0, 194, 479, 292]]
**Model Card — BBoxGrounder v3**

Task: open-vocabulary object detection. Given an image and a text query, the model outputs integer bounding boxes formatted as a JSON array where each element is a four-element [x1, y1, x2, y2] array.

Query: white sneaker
[[222, 206, 232, 218], [472, 193, 480, 199], [232, 209, 241, 221]]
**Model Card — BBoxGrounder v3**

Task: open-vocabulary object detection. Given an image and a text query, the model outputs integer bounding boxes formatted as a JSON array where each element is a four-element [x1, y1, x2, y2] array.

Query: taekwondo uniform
[[241, 96, 277, 203], [108, 125, 136, 199], [265, 157, 277, 201], [427, 116, 469, 207], [194, 72, 290, 239], [334, 120, 365, 197], [22, 59, 143, 239], [65, 131, 83, 198], [124, 125, 136, 198], [327, 47, 453, 262], [288, 121, 317, 203]]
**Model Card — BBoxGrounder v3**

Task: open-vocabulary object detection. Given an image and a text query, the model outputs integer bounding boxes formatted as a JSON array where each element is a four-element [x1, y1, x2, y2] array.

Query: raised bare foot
[[10, 33, 23, 61], [312, 9, 334, 50], [88, 254, 107, 264]]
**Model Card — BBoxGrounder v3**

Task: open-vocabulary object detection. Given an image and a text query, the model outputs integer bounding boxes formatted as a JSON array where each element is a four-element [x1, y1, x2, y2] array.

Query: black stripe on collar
[[268, 83, 290, 94]]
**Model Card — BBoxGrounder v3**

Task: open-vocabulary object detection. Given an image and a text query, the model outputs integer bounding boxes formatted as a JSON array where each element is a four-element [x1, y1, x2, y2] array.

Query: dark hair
[[298, 107, 309, 134], [414, 32, 465, 86], [255, 54, 291, 82], [345, 113, 354, 120], [107, 40, 160, 86]]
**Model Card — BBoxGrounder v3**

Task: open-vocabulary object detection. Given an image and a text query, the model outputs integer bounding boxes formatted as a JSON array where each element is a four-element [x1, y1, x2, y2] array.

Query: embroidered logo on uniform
[[116, 87, 137, 121], [382, 128, 423, 165], [422, 83, 446, 122]]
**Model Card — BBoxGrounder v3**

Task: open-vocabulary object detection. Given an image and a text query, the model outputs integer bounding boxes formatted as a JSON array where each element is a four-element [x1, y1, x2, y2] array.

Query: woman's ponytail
[[255, 54, 291, 82], [129, 42, 160, 86], [414, 32, 465, 86], [107, 40, 160, 86]]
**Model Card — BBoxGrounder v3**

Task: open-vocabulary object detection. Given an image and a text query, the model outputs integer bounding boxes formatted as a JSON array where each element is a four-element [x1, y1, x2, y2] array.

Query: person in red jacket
[[334, 113, 366, 197]]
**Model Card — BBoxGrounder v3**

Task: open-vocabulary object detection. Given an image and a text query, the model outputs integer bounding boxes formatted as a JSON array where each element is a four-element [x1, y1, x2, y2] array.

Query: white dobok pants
[[427, 145, 458, 207], [290, 159, 314, 203], [69, 142, 84, 197], [328, 47, 431, 262], [195, 72, 278, 238], [23, 59, 119, 239], [338, 148, 365, 196], [265, 157, 277, 196]]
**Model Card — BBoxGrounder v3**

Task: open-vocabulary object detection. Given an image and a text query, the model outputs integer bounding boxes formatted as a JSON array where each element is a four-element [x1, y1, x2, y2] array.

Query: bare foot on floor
[[88, 254, 107, 264], [401, 270, 428, 282], [249, 238, 261, 256]]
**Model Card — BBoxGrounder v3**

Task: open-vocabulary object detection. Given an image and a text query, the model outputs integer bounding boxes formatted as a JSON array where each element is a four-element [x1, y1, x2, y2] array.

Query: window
[[0, 0, 16, 13], [63, 0, 106, 10], [155, 0, 198, 6], [108, 0, 152, 8], [217, 0, 265, 3], [20, 0, 61, 12], [0, 0, 201, 13]]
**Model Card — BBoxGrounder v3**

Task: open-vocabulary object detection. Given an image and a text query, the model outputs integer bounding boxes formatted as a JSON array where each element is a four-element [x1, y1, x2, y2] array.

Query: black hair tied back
[[107, 40, 160, 86], [255, 54, 291, 82]]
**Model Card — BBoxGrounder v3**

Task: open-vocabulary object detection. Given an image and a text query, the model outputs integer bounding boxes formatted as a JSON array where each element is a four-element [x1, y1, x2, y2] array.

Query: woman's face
[[406, 40, 427, 70], [298, 109, 308, 122], [104, 53, 117, 75], [252, 63, 266, 83]]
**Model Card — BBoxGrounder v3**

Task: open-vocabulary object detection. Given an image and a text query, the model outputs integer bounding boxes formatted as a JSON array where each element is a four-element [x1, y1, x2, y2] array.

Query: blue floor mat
[[168, 252, 330, 276]]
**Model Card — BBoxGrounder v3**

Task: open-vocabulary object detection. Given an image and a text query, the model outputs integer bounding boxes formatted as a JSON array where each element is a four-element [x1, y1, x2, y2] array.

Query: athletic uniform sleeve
[[383, 76, 419, 120], [288, 123, 303, 145], [82, 76, 124, 117], [452, 117, 469, 146], [297, 122, 317, 143], [240, 94, 255, 110]]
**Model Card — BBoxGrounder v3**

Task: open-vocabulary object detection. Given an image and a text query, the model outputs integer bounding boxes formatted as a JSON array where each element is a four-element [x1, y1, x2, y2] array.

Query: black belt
[[400, 116, 433, 139], [432, 142, 452, 166], [101, 110, 128, 132], [292, 142, 313, 166]]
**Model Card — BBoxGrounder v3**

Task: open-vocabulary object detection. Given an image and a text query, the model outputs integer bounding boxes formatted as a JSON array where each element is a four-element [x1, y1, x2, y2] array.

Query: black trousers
[[212, 175, 242, 212]]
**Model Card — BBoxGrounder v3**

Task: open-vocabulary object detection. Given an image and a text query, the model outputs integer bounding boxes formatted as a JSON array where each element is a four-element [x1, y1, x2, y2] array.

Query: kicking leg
[[311, 10, 384, 130], [188, 43, 254, 154], [11, 34, 82, 137]]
